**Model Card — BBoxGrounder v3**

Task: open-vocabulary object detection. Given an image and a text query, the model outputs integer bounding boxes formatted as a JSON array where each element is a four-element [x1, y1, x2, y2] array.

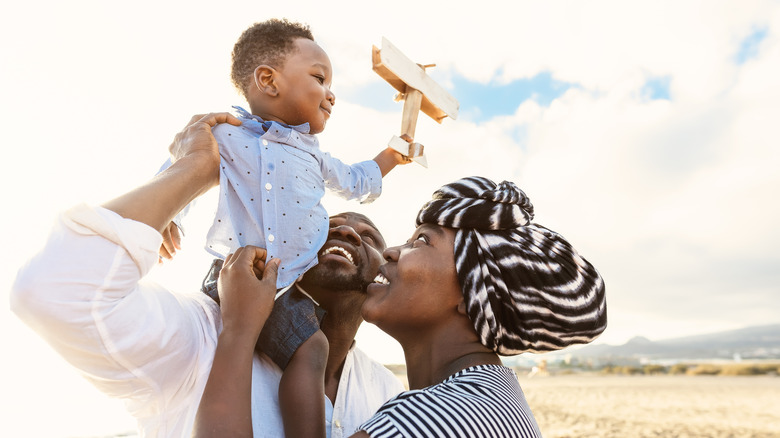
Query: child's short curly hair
[[231, 18, 314, 97]]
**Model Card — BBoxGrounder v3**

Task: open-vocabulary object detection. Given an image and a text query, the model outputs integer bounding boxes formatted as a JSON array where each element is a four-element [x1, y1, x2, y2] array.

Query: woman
[[195, 176, 607, 437]]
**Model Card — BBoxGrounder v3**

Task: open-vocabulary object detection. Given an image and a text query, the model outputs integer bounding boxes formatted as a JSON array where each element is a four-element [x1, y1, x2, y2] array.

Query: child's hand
[[374, 146, 412, 177], [217, 246, 279, 337], [391, 147, 413, 166], [158, 221, 181, 262]]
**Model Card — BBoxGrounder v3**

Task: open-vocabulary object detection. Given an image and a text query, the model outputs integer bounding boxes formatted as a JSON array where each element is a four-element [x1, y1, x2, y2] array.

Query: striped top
[[358, 364, 542, 438]]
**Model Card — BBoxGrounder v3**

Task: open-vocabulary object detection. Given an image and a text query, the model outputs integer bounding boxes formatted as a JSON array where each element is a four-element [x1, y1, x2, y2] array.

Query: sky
[[1, 1, 779, 436]]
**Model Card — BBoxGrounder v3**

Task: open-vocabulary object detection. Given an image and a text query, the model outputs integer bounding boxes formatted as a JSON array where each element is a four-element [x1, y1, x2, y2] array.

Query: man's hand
[[102, 113, 241, 234], [158, 221, 181, 261], [169, 112, 241, 164], [217, 246, 279, 338]]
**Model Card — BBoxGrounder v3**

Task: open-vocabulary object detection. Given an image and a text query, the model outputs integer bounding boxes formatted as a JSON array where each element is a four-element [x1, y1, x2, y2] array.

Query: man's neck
[[321, 329, 355, 402]]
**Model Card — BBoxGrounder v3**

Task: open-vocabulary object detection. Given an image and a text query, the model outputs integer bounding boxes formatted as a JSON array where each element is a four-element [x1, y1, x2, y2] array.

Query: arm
[[193, 247, 279, 438], [320, 146, 407, 204], [103, 113, 240, 234], [154, 159, 187, 261], [10, 113, 241, 406]]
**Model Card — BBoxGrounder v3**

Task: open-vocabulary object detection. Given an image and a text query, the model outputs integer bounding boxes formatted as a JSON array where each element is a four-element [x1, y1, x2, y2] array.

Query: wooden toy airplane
[[372, 37, 459, 167]]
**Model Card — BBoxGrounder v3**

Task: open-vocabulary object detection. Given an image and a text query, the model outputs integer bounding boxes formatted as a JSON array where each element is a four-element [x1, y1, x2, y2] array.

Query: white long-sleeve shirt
[[10, 204, 403, 438]]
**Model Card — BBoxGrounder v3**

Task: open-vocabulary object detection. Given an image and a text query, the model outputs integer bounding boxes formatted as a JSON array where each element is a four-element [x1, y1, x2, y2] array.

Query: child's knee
[[290, 329, 329, 372]]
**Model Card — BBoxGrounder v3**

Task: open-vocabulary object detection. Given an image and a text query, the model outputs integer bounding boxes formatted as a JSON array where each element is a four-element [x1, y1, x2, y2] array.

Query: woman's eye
[[414, 234, 429, 245]]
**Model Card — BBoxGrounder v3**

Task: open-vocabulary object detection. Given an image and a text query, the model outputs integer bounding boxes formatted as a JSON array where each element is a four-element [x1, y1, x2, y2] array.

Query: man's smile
[[320, 244, 356, 266]]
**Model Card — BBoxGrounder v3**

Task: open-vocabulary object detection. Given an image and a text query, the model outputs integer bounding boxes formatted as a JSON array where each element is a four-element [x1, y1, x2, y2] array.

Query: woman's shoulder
[[382, 365, 522, 407], [365, 365, 542, 437], [443, 364, 519, 386]]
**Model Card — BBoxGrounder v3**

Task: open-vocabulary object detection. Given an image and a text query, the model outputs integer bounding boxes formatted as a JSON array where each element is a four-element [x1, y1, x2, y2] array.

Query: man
[[10, 113, 403, 438]]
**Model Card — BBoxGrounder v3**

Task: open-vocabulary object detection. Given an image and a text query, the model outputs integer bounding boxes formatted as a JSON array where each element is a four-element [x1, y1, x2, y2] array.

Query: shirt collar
[[233, 105, 311, 135]]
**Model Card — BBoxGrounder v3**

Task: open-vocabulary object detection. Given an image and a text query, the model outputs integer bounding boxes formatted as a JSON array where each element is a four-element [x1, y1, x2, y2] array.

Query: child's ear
[[253, 65, 278, 96]]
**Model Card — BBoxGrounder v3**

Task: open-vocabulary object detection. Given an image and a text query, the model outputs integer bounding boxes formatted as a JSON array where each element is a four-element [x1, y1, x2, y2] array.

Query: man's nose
[[329, 224, 360, 246]]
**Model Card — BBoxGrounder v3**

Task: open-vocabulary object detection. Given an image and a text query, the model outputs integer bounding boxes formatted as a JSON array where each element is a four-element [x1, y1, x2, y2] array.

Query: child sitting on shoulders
[[178, 18, 408, 438]]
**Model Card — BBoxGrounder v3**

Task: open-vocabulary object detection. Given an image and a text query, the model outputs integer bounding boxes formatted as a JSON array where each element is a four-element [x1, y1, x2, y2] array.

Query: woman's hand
[[194, 247, 277, 438], [217, 246, 279, 339]]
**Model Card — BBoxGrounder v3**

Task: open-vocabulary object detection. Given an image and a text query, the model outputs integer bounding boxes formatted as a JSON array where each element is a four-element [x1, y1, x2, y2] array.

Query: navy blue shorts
[[201, 259, 325, 369]]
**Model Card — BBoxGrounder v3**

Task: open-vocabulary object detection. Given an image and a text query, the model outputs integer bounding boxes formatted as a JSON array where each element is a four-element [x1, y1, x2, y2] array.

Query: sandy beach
[[518, 375, 780, 438]]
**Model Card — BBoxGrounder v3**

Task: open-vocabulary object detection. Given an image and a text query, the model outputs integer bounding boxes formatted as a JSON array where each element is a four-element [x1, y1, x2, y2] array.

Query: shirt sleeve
[[359, 412, 403, 438], [10, 204, 220, 412], [318, 151, 383, 204]]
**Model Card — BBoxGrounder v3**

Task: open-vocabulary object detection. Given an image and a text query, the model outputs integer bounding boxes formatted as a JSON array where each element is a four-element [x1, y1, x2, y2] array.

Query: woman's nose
[[382, 246, 400, 262], [329, 224, 360, 246]]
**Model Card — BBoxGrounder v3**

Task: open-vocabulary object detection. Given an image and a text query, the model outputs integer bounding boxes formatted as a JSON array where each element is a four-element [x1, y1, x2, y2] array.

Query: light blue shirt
[[203, 106, 382, 288]]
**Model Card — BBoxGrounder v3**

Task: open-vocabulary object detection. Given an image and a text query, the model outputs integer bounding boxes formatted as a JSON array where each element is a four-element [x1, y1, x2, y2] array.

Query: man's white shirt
[[11, 204, 403, 438]]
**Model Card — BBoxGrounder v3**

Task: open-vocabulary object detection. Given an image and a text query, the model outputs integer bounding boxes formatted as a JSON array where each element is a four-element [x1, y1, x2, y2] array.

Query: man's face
[[302, 212, 386, 292]]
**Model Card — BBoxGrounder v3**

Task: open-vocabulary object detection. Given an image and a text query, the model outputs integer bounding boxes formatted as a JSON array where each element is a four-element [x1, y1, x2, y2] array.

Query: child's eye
[[313, 75, 325, 84]]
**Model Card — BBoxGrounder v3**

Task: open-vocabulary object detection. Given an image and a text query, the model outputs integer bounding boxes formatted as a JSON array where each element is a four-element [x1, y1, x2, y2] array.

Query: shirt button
[[334, 419, 341, 428], [265, 183, 272, 191], [268, 234, 275, 242], [262, 139, 269, 146]]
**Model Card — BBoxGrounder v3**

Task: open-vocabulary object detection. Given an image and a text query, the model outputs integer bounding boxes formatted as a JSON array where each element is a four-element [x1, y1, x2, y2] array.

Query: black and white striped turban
[[416, 176, 607, 355]]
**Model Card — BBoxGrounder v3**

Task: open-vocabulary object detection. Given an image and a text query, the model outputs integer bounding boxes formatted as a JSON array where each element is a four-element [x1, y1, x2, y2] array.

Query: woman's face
[[362, 223, 464, 337]]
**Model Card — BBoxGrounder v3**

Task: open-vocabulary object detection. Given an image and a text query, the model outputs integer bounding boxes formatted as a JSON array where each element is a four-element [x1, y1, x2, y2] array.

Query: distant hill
[[569, 324, 780, 361]]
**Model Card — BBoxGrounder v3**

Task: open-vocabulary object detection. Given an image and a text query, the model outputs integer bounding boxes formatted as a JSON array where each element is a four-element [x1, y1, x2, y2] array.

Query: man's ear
[[253, 65, 278, 96]]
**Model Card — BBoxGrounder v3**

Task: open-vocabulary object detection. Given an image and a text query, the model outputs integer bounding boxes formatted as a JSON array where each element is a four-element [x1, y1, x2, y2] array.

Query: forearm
[[193, 248, 278, 438], [102, 154, 218, 234], [193, 329, 258, 438]]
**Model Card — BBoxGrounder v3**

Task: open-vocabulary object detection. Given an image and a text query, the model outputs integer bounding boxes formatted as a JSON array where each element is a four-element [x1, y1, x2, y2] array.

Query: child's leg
[[200, 259, 223, 304], [279, 329, 329, 438], [256, 288, 328, 436]]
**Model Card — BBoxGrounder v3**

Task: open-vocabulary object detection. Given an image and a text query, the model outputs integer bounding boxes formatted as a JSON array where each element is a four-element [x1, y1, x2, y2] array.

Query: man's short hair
[[231, 18, 314, 97]]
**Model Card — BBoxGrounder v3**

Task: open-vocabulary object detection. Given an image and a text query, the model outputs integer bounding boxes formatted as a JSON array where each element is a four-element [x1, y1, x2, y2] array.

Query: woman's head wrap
[[416, 176, 607, 355]]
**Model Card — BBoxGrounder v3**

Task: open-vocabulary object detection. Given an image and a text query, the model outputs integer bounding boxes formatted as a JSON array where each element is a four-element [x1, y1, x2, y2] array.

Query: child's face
[[273, 38, 335, 134]]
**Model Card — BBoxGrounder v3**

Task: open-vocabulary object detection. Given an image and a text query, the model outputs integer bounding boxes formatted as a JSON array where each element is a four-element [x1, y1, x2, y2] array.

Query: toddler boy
[[187, 18, 407, 438]]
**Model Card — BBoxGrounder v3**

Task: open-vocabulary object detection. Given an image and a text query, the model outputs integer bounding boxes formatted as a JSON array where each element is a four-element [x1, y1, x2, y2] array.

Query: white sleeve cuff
[[63, 204, 163, 277]]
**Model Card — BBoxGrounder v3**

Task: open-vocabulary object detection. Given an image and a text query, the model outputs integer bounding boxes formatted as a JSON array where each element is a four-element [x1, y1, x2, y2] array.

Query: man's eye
[[361, 234, 375, 243]]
